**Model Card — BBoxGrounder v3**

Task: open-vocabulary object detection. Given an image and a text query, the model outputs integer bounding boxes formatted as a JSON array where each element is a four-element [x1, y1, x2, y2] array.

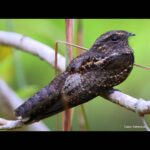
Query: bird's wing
[[15, 72, 69, 124], [66, 51, 103, 73], [66, 50, 134, 75]]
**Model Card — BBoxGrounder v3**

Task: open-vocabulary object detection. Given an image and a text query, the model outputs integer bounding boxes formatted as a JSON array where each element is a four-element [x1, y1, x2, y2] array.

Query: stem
[[54, 41, 60, 130], [62, 19, 74, 131], [54, 40, 59, 74], [79, 105, 90, 131], [66, 19, 74, 62], [76, 19, 85, 55]]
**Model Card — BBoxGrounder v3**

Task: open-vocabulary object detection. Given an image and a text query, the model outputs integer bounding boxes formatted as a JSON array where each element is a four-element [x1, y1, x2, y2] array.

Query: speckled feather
[[15, 30, 134, 124]]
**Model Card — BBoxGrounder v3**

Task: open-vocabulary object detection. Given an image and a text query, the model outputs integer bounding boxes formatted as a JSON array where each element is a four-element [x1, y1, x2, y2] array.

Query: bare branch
[[0, 79, 49, 131], [0, 31, 66, 72], [0, 118, 23, 130], [101, 89, 150, 115]]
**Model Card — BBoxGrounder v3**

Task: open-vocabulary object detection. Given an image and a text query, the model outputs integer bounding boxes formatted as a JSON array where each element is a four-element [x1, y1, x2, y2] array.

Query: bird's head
[[90, 30, 135, 52]]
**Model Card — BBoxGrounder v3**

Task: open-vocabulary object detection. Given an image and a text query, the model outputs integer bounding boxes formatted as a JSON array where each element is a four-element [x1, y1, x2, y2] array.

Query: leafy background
[[0, 19, 150, 131]]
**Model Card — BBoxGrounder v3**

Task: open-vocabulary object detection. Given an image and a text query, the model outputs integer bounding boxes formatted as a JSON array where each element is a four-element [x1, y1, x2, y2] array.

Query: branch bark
[[101, 89, 150, 115], [0, 31, 66, 72], [0, 31, 150, 130]]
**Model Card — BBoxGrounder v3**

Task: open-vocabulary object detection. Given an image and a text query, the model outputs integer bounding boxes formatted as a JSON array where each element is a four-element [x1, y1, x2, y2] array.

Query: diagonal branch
[[139, 116, 150, 131], [0, 31, 150, 130], [0, 31, 66, 72]]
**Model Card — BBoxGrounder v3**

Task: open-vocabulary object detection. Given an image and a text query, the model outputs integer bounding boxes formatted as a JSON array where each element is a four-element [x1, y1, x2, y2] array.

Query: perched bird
[[15, 30, 135, 124]]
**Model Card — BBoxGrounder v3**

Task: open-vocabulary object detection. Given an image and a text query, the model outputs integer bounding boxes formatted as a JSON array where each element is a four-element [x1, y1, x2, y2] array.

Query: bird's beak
[[128, 33, 136, 37]]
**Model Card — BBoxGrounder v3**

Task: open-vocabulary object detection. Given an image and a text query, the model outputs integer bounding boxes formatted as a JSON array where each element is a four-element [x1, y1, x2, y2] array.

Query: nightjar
[[15, 30, 135, 124]]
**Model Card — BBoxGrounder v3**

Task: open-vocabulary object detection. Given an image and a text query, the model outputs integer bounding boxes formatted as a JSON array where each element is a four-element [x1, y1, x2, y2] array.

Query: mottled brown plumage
[[15, 30, 135, 124]]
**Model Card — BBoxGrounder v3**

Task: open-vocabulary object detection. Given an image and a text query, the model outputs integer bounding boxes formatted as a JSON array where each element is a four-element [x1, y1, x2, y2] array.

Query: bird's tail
[[15, 72, 68, 125]]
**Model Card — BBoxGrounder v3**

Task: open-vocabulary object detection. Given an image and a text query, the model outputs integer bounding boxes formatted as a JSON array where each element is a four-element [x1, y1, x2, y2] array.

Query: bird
[[15, 30, 135, 124]]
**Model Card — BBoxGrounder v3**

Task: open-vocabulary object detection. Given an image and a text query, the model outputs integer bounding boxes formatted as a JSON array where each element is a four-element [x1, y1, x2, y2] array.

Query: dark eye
[[111, 34, 119, 41]]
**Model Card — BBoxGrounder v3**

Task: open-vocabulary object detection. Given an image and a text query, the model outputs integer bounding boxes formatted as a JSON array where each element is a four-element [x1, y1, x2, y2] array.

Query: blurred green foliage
[[0, 19, 150, 131]]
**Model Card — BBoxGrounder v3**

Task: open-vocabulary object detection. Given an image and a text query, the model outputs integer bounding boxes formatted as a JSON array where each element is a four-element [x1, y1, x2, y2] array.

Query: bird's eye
[[111, 34, 119, 41]]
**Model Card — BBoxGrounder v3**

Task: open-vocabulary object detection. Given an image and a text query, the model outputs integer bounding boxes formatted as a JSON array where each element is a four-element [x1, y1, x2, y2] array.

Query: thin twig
[[134, 63, 150, 70], [139, 115, 150, 131], [79, 105, 90, 131], [55, 40, 88, 52]]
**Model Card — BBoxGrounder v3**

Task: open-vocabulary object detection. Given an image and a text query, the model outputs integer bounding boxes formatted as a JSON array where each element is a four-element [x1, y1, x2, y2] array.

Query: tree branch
[[0, 118, 23, 130], [0, 31, 66, 72], [0, 31, 150, 130], [101, 89, 150, 115]]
